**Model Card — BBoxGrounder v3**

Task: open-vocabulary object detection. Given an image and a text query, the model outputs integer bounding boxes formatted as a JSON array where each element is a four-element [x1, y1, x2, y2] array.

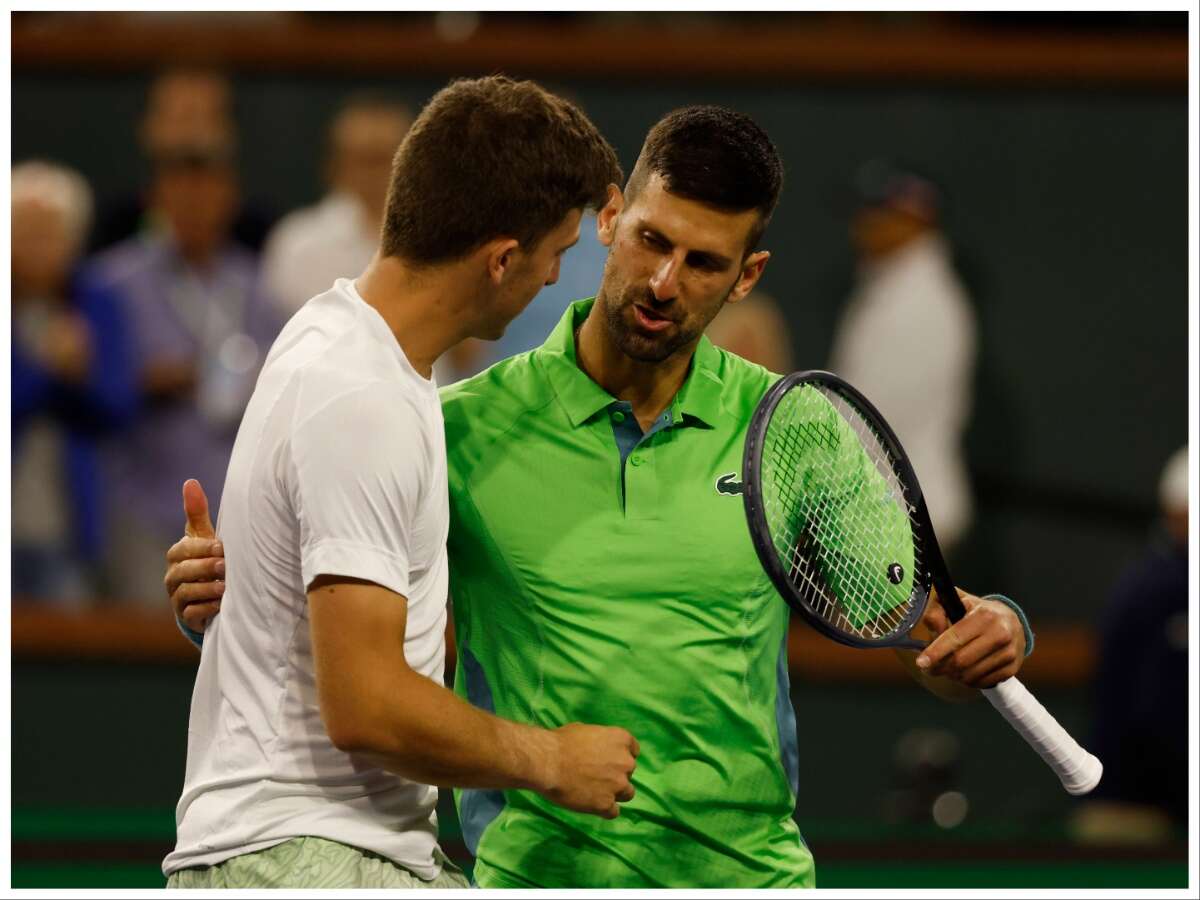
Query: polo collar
[[536, 298, 727, 429]]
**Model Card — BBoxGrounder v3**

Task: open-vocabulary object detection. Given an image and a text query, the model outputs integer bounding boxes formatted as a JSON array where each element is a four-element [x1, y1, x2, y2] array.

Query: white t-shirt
[[261, 192, 378, 319], [828, 234, 977, 551], [163, 278, 450, 879]]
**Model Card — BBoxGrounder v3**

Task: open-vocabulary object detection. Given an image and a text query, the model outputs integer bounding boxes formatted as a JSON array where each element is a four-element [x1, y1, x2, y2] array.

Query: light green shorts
[[167, 836, 470, 889]]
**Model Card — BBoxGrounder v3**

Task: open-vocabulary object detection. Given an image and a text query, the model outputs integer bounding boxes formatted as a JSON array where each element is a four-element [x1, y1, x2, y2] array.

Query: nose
[[545, 257, 561, 287], [648, 253, 682, 301]]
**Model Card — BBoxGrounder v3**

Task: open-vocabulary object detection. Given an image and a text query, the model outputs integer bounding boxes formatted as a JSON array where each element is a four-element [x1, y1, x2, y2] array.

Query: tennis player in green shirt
[[167, 105, 1031, 888]]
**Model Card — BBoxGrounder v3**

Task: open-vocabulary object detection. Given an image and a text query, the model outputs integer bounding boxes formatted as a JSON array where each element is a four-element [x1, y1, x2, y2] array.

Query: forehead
[[624, 173, 758, 256]]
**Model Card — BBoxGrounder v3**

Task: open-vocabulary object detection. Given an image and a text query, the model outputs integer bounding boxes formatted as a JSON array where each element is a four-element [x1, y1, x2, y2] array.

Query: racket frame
[[742, 369, 962, 650], [742, 369, 1103, 797]]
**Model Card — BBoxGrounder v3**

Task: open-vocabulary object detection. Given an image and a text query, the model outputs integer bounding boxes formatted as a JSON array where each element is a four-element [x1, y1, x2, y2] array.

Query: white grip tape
[[982, 677, 1103, 796]]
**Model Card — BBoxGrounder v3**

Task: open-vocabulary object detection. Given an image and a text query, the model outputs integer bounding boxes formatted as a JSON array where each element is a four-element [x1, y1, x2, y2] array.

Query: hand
[[540, 723, 640, 819], [165, 479, 225, 633], [915, 588, 1026, 689], [38, 313, 92, 383]]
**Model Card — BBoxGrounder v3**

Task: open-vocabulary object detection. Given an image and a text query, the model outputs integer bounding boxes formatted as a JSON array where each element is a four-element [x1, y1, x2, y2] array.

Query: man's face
[[153, 161, 238, 261], [11, 197, 77, 297], [595, 173, 768, 363], [478, 208, 582, 340], [851, 205, 930, 261], [330, 108, 411, 216]]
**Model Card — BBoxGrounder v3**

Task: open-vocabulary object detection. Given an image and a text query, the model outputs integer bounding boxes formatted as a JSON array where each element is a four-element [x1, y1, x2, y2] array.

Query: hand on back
[[165, 479, 225, 632]]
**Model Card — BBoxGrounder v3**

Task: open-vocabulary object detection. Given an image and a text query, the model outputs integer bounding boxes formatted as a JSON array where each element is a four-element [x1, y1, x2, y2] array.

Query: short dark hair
[[624, 106, 784, 252], [381, 76, 622, 265]]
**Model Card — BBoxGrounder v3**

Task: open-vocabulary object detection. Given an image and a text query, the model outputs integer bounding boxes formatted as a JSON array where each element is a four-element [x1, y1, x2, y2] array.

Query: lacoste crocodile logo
[[715, 472, 744, 496]]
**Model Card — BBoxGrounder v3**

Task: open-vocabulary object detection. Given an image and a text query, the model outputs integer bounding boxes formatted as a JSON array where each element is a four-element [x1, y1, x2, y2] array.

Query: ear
[[483, 237, 522, 286], [726, 250, 770, 305], [596, 183, 624, 248]]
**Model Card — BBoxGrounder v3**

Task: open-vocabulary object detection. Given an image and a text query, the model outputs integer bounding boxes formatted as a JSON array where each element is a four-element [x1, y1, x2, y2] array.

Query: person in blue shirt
[[11, 160, 138, 603]]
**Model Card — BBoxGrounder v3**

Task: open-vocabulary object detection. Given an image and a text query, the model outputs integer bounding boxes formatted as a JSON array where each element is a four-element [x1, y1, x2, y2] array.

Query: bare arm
[[308, 574, 638, 818]]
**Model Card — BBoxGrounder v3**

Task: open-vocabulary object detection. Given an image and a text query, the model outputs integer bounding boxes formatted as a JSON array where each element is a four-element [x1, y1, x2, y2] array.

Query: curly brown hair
[[381, 76, 622, 265]]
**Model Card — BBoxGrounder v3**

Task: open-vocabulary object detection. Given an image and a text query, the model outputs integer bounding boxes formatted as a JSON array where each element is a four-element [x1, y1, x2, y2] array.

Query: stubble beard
[[600, 284, 700, 364]]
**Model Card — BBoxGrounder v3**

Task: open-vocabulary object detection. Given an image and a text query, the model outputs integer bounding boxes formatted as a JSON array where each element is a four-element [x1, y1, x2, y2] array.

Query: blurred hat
[[854, 159, 941, 220]]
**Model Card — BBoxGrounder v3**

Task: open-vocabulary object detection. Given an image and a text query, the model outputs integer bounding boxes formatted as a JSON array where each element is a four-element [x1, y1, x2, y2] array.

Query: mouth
[[632, 303, 676, 333]]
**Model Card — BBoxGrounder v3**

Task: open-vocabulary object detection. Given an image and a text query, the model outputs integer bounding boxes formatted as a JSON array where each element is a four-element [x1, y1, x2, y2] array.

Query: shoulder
[[707, 343, 783, 410], [440, 350, 551, 426], [69, 267, 123, 313], [264, 198, 346, 256], [274, 290, 430, 433], [85, 237, 160, 291], [295, 376, 422, 434], [440, 351, 555, 476]]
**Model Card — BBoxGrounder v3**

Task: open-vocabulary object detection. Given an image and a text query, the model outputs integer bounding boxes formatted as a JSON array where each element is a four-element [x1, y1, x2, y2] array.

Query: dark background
[[9, 10, 1191, 889]]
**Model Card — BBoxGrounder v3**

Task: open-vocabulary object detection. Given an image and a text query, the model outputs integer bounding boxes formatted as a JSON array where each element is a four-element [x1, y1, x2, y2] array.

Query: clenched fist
[[539, 723, 640, 819]]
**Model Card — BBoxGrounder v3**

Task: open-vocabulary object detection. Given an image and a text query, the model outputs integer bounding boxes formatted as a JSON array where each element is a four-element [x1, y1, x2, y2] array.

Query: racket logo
[[886, 562, 905, 584], [715, 472, 744, 496]]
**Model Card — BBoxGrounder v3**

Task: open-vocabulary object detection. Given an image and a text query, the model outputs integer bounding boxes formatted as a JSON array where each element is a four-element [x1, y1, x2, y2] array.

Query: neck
[[355, 252, 481, 379], [575, 302, 696, 431]]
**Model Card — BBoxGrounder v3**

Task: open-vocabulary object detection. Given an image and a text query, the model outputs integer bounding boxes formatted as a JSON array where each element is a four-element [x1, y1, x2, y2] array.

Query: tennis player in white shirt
[[162, 75, 639, 889]]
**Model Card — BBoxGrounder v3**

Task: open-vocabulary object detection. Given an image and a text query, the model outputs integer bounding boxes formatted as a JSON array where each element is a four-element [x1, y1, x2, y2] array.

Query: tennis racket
[[742, 370, 1102, 796]]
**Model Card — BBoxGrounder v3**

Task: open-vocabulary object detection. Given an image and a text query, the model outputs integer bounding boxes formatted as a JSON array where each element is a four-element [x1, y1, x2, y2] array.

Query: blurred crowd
[[7, 68, 786, 607], [10, 66, 994, 608], [12, 68, 415, 605], [11, 59, 1188, 847]]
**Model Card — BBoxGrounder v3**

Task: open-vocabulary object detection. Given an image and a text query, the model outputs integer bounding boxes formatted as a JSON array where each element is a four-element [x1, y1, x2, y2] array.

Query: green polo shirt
[[441, 299, 814, 888]]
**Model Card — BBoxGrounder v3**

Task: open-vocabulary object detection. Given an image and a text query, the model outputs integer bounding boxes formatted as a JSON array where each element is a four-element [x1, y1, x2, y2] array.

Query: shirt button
[[630, 455, 643, 467], [612, 411, 626, 423]]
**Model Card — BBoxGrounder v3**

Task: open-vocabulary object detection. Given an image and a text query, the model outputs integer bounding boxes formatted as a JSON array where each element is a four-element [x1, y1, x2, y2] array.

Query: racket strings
[[760, 384, 923, 642]]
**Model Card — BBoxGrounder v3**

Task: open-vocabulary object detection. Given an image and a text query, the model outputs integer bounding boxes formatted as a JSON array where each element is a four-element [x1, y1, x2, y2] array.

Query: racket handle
[[981, 677, 1103, 796]]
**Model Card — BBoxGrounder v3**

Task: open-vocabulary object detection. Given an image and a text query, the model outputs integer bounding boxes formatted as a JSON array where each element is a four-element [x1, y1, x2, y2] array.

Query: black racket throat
[[743, 370, 964, 653]]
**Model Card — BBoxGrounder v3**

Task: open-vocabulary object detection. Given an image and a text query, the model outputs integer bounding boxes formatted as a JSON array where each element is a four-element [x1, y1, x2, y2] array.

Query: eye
[[641, 231, 668, 251]]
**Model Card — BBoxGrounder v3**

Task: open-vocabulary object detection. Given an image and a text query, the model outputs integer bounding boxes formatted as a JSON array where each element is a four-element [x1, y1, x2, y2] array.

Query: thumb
[[182, 479, 216, 539]]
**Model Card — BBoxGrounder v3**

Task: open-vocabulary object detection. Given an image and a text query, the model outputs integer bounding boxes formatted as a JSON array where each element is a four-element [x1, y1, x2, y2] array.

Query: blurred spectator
[[90, 138, 280, 605], [261, 95, 413, 319], [91, 67, 275, 253], [706, 289, 795, 372], [11, 161, 138, 605], [1071, 445, 1188, 844], [828, 160, 977, 553]]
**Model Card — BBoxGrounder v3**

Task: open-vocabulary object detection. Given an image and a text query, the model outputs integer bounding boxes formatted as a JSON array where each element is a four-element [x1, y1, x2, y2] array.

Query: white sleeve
[[289, 380, 427, 598]]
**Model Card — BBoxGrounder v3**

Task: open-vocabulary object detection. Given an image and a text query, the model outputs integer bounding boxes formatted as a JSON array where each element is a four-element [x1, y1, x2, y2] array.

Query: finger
[[166, 536, 224, 565], [181, 600, 222, 633], [938, 602, 1012, 679], [182, 479, 216, 539], [926, 624, 993, 678], [165, 557, 226, 594], [959, 648, 1019, 688], [975, 665, 1019, 690], [172, 581, 226, 620], [916, 626, 968, 672], [921, 601, 949, 635], [945, 628, 1012, 681], [602, 804, 619, 820], [615, 782, 635, 803], [957, 589, 981, 615], [629, 735, 640, 758]]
